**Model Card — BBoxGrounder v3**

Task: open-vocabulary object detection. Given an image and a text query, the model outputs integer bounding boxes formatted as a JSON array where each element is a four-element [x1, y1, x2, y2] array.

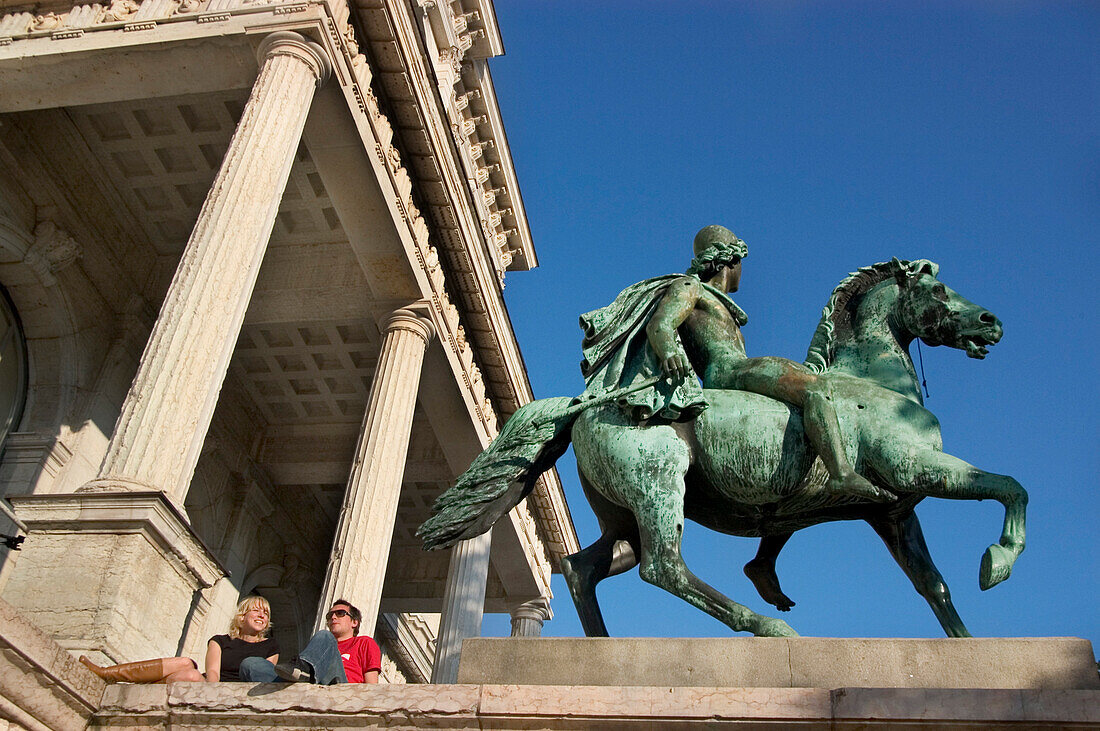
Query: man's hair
[[686, 241, 748, 280], [332, 599, 362, 635]]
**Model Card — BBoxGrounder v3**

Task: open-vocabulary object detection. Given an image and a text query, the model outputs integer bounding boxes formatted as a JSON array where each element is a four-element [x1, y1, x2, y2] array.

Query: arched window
[[0, 286, 27, 453]]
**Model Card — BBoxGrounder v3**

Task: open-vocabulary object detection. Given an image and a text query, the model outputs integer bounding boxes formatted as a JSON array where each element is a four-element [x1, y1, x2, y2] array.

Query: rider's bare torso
[[645, 235, 892, 503], [677, 282, 750, 389]]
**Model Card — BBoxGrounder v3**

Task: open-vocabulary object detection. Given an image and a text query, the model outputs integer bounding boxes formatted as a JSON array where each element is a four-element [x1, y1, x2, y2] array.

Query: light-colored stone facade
[[0, 0, 577, 712]]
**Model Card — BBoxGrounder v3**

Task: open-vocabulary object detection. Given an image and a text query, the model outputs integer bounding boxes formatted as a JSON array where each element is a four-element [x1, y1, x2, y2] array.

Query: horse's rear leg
[[560, 474, 640, 637], [561, 535, 636, 637], [635, 482, 797, 637], [743, 533, 796, 611], [868, 510, 971, 637], [877, 450, 1027, 590]]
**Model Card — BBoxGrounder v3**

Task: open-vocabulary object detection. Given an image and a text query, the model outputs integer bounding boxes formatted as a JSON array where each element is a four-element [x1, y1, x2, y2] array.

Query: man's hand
[[659, 352, 691, 381]]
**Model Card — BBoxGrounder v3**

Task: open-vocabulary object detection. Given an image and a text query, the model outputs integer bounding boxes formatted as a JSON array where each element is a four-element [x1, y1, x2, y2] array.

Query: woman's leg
[[162, 657, 204, 682], [79, 656, 172, 683]]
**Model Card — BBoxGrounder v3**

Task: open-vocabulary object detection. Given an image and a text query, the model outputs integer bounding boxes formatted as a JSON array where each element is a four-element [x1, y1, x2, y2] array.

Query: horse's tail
[[417, 396, 577, 551]]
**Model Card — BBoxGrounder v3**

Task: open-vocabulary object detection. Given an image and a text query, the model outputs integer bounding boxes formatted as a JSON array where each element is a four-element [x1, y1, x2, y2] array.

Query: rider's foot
[[743, 559, 796, 612], [826, 472, 895, 502]]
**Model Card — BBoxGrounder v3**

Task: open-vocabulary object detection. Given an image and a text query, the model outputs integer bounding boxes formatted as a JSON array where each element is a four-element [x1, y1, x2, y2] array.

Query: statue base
[[457, 637, 1100, 689]]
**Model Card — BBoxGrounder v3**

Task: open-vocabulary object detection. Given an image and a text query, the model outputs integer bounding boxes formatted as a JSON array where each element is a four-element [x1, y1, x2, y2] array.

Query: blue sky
[[477, 2, 1098, 646]]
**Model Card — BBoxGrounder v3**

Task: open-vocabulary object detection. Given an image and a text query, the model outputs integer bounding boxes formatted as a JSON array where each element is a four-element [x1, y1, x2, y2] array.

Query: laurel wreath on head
[[686, 240, 748, 276]]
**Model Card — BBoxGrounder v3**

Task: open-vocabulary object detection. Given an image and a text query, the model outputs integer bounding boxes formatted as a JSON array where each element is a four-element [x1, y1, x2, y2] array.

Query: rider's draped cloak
[[578, 275, 748, 422]]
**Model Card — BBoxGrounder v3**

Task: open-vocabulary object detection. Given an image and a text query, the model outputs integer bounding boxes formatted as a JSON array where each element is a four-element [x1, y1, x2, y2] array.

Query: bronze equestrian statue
[[419, 225, 1025, 638]]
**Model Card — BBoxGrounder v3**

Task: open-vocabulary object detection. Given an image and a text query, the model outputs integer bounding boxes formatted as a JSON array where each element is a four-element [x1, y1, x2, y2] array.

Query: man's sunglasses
[[326, 609, 351, 619]]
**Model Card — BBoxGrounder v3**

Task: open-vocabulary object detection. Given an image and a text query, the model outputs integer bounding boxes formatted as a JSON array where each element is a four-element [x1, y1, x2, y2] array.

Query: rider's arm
[[647, 276, 702, 380]]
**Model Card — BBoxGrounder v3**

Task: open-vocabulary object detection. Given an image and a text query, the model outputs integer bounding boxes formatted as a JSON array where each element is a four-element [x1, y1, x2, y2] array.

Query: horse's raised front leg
[[634, 480, 798, 637], [743, 533, 796, 611], [868, 509, 971, 637], [877, 449, 1027, 590]]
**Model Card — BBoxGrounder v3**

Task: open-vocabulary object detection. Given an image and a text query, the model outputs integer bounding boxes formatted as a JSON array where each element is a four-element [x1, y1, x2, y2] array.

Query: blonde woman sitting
[[79, 596, 279, 683]]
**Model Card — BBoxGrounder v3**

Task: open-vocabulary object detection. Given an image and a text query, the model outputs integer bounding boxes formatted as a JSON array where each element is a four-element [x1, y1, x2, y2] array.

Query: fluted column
[[85, 32, 331, 505], [316, 307, 435, 630], [430, 532, 491, 683], [509, 596, 551, 637]]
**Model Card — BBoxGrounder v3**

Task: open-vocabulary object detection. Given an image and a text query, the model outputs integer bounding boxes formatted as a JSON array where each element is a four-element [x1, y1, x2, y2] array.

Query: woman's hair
[[228, 595, 272, 639]]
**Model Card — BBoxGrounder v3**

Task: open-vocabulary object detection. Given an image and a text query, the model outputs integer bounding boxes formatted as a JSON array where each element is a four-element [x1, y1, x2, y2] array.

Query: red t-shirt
[[338, 635, 381, 683]]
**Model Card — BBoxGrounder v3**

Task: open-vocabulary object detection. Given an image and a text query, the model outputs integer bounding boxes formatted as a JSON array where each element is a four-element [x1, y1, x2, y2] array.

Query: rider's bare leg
[[728, 357, 893, 502], [743, 533, 796, 611], [802, 390, 892, 501]]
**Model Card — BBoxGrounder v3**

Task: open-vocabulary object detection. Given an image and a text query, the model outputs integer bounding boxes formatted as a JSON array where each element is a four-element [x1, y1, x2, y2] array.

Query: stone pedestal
[[2, 493, 223, 661], [457, 637, 1100, 690]]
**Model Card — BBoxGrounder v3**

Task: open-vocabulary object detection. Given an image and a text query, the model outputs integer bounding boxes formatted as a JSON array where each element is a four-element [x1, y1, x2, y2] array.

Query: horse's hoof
[[979, 544, 1013, 590], [755, 617, 799, 637]]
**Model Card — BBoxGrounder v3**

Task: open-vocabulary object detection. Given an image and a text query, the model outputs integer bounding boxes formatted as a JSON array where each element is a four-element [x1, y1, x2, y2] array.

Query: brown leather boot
[[79, 656, 167, 683]]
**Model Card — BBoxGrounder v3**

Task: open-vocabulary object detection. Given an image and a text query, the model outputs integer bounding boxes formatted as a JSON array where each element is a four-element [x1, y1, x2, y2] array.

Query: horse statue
[[418, 257, 1026, 637]]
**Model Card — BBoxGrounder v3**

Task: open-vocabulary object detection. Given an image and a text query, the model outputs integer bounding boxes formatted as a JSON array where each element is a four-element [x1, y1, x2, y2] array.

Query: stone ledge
[[90, 682, 1100, 729], [458, 637, 1100, 690]]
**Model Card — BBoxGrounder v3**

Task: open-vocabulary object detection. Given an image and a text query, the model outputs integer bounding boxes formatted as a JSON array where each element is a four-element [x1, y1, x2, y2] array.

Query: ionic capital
[[510, 596, 551, 623], [256, 31, 332, 87], [386, 307, 436, 343]]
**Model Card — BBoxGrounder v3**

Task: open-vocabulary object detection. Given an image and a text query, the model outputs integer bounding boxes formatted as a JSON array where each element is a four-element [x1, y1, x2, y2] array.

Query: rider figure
[[646, 225, 888, 502]]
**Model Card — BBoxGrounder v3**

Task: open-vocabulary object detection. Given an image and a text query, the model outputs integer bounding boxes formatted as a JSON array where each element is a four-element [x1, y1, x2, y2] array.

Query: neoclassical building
[[0, 0, 577, 713]]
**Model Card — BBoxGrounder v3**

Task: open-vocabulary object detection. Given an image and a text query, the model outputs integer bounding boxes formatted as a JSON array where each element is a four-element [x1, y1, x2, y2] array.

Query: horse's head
[[893, 258, 1002, 359]]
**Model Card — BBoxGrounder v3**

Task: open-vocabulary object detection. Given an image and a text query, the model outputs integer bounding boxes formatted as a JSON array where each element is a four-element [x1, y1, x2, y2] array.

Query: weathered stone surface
[[458, 637, 1100, 690], [94, 682, 483, 729], [787, 637, 1100, 690], [100, 684, 170, 713], [478, 684, 832, 721], [0, 598, 104, 730], [832, 687, 1100, 725], [88, 681, 1100, 729]]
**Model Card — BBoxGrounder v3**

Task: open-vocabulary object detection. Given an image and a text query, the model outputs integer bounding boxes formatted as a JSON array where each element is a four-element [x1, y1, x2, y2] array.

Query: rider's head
[[687, 225, 748, 279]]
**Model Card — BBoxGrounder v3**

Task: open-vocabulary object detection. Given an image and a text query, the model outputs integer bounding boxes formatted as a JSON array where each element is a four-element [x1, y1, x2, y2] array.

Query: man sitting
[[320, 599, 381, 684], [239, 599, 381, 684]]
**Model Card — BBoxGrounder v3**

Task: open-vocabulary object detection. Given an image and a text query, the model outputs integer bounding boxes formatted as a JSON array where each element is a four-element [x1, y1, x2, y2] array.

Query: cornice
[[349, 0, 577, 560]]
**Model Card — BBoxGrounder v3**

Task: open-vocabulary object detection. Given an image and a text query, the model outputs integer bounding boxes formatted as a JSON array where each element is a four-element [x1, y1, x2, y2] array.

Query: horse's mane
[[804, 259, 929, 373]]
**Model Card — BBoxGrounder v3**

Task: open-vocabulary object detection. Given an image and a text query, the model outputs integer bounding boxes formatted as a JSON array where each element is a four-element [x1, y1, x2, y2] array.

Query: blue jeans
[[238, 630, 347, 684]]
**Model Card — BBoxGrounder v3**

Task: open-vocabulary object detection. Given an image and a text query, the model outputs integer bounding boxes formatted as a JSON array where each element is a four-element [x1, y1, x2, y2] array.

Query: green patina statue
[[418, 226, 1026, 638]]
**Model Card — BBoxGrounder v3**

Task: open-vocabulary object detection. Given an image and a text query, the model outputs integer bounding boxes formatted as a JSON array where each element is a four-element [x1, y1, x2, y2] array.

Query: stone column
[[509, 596, 551, 637], [2, 32, 330, 663], [84, 31, 331, 506], [430, 532, 491, 683], [315, 307, 435, 630]]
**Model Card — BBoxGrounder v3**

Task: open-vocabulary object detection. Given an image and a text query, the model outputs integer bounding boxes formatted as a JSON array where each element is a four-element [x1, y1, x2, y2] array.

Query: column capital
[[386, 307, 436, 343], [510, 596, 552, 623], [256, 31, 332, 87]]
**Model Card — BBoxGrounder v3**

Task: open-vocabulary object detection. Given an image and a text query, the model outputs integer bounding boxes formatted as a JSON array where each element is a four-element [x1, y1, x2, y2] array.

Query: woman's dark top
[[209, 634, 280, 681]]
